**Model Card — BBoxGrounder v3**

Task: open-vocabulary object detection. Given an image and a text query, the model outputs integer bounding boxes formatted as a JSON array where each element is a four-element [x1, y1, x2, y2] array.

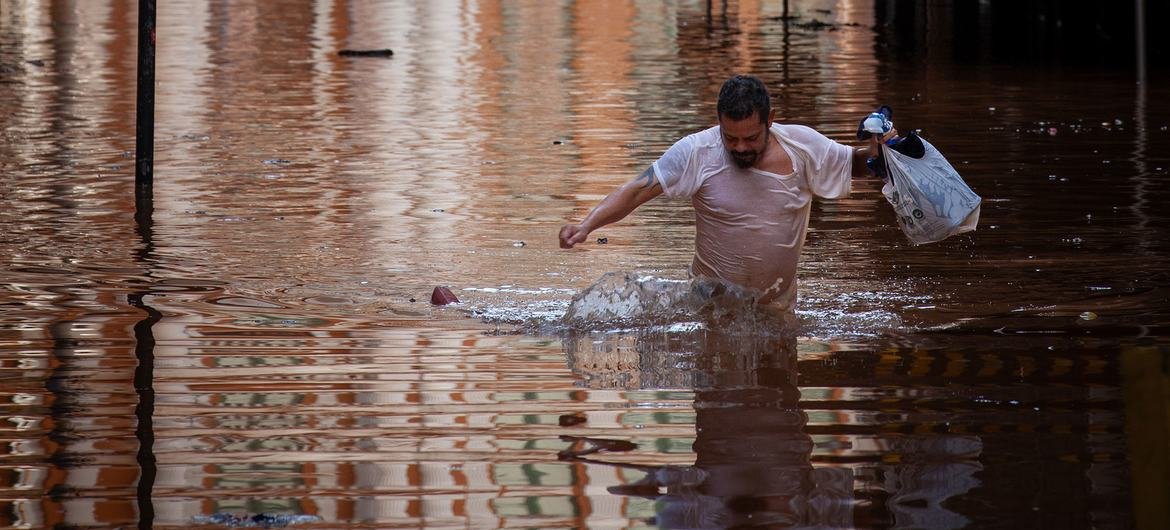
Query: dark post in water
[[135, 0, 156, 216], [1136, 0, 1146, 84], [133, 2, 157, 528]]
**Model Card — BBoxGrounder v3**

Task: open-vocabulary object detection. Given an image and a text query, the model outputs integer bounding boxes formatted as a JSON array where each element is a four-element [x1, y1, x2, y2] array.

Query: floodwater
[[2, 1, 1168, 529]]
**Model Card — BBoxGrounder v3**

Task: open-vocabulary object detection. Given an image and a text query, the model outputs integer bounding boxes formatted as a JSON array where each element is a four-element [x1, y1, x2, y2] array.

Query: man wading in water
[[558, 74, 895, 313]]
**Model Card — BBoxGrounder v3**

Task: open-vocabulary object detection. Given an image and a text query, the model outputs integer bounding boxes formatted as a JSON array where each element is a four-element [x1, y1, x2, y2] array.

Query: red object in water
[[431, 286, 459, 305]]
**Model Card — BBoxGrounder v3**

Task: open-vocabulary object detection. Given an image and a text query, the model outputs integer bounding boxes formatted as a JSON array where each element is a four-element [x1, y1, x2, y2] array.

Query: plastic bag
[[880, 133, 981, 245]]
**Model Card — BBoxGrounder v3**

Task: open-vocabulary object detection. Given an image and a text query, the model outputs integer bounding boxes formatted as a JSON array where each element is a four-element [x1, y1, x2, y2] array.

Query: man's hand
[[559, 224, 590, 249], [853, 127, 900, 179], [869, 127, 899, 152]]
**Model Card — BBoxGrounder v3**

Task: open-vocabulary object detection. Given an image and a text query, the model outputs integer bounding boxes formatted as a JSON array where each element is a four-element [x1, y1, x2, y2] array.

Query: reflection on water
[[1, 0, 1166, 528], [568, 332, 831, 529], [564, 328, 1130, 529]]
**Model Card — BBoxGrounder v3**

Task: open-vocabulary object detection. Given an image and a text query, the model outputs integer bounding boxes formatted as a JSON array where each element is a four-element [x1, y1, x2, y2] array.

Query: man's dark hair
[[717, 75, 771, 123]]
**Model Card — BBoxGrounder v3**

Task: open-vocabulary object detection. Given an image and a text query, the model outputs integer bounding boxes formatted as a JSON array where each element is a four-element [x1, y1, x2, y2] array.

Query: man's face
[[719, 111, 772, 169]]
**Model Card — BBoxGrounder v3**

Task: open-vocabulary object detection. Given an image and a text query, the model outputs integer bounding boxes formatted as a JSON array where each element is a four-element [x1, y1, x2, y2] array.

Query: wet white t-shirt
[[652, 123, 854, 308]]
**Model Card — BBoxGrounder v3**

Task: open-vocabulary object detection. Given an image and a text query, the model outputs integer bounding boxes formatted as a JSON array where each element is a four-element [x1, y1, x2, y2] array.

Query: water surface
[[1, 1, 1167, 528]]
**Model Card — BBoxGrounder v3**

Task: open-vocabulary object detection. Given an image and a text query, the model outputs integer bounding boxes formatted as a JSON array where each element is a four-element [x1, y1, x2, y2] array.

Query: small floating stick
[[338, 49, 394, 58]]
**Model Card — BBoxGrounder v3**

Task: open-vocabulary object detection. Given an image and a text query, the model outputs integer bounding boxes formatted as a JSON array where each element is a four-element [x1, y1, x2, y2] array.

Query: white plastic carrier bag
[[880, 133, 981, 245]]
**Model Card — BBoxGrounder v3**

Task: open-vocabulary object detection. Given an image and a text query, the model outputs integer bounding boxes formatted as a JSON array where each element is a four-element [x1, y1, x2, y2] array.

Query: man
[[559, 74, 893, 311]]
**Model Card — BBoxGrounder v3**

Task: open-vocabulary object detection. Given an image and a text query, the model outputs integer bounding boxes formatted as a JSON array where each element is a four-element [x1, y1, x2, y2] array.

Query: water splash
[[463, 272, 910, 338], [562, 272, 790, 333]]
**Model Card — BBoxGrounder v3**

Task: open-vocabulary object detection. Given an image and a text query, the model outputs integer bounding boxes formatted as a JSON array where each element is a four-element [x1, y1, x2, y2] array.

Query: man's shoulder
[[661, 126, 723, 162], [770, 122, 822, 139], [680, 125, 722, 147], [654, 125, 729, 196], [771, 123, 840, 160]]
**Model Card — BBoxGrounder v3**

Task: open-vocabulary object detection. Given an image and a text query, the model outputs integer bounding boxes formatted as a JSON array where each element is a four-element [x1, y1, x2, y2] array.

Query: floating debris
[[338, 48, 393, 58], [558, 435, 637, 459], [784, 17, 847, 30], [431, 286, 459, 305]]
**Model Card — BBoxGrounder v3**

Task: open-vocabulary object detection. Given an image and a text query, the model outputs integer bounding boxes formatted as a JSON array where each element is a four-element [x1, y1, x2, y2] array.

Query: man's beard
[[729, 136, 767, 169], [730, 150, 758, 168]]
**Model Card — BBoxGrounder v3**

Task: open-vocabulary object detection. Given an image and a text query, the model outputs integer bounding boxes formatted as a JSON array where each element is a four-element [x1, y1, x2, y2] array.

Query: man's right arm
[[559, 166, 663, 249]]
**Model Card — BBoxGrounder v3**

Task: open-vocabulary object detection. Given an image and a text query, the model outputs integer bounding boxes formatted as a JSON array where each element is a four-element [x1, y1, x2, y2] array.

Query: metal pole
[[133, 1, 157, 528], [1135, 0, 1146, 84], [135, 0, 156, 211]]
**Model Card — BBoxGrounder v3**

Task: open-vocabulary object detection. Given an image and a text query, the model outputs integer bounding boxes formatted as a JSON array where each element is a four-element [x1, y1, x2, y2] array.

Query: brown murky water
[[2, 1, 1168, 528]]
